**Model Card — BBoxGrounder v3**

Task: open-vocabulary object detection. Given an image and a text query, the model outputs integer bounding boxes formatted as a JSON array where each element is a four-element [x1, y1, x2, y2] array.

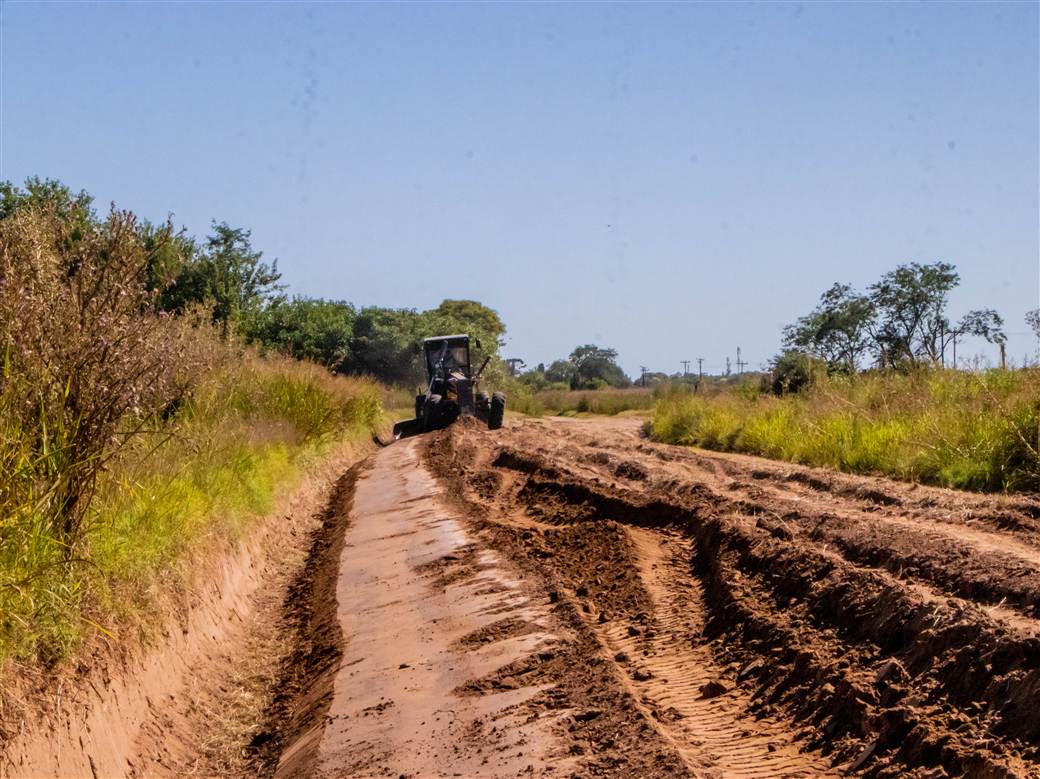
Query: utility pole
[[736, 347, 748, 376], [725, 357, 731, 377], [680, 360, 691, 376], [640, 366, 649, 388], [940, 321, 945, 368], [697, 358, 704, 391]]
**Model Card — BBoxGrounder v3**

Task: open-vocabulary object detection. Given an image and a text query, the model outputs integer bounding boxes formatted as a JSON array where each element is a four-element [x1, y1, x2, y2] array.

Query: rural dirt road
[[274, 415, 1040, 778]]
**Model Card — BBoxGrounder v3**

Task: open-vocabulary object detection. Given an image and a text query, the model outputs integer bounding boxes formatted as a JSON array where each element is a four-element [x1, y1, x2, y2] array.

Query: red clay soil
[[418, 415, 1040, 779]]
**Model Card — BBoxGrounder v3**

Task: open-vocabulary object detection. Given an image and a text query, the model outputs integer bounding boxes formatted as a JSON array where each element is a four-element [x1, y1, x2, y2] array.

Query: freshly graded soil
[[413, 415, 1040, 778]]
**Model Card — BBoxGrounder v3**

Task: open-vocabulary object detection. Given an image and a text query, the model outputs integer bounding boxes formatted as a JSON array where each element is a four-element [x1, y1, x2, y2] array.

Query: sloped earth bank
[[421, 416, 1040, 778], [1, 440, 375, 779]]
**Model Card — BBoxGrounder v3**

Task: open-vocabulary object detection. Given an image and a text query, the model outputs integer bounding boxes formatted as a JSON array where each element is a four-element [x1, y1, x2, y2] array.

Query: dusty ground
[[414, 416, 1040, 778], [11, 415, 1039, 777]]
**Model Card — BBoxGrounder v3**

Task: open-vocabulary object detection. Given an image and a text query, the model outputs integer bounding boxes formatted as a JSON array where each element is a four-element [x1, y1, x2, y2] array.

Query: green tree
[[1026, 309, 1040, 339], [245, 298, 356, 370], [782, 283, 875, 373], [162, 222, 282, 333], [422, 299, 506, 372], [543, 359, 574, 385], [869, 262, 959, 367], [0, 177, 94, 226], [138, 220, 197, 304], [768, 350, 826, 395], [568, 345, 629, 389], [346, 307, 427, 385]]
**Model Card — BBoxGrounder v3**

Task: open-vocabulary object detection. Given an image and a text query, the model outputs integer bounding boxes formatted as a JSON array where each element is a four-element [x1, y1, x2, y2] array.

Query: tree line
[[773, 261, 1036, 393], [1, 178, 507, 389], [517, 345, 631, 391]]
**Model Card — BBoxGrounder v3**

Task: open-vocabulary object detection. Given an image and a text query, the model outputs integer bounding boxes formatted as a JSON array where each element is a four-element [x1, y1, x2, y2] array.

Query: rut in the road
[[427, 418, 1040, 778], [597, 527, 835, 778]]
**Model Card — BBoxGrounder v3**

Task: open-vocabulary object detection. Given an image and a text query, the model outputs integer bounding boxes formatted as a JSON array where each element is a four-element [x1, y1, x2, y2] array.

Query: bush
[[769, 350, 826, 395]]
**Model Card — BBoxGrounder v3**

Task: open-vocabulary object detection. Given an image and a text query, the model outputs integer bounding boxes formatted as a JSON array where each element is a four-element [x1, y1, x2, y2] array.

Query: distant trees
[[517, 345, 630, 390], [868, 262, 1003, 368], [782, 283, 874, 374], [244, 298, 356, 371], [1027, 309, 1040, 340], [779, 261, 1007, 381], [341, 299, 506, 386], [161, 222, 283, 334], [568, 345, 630, 389]]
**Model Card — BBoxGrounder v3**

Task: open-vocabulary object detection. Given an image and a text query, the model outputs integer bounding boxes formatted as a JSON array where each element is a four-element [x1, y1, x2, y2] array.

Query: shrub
[[0, 206, 203, 543]]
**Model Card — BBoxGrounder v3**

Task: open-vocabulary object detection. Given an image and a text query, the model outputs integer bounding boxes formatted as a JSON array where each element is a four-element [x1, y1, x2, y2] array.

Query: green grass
[[0, 355, 383, 665], [651, 369, 1040, 492]]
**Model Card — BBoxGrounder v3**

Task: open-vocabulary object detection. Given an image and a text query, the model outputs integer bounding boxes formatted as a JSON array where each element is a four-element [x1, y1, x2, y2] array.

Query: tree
[[245, 298, 356, 370], [162, 222, 282, 334], [1027, 309, 1040, 339], [346, 307, 427, 385], [568, 344, 629, 389], [869, 262, 960, 367], [782, 283, 875, 373], [953, 308, 1006, 349], [544, 359, 575, 385], [0, 176, 94, 226], [423, 299, 506, 371], [769, 350, 825, 395], [138, 220, 197, 305]]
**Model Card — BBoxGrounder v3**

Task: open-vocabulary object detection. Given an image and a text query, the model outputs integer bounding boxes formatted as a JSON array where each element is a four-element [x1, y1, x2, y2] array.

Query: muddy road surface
[[274, 416, 1040, 778]]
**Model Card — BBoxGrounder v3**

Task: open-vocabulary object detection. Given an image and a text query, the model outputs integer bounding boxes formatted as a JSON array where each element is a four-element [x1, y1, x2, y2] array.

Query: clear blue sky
[[3, 1, 1037, 374]]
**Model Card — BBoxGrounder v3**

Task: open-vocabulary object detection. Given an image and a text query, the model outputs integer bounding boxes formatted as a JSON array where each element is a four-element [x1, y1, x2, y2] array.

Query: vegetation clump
[[0, 180, 382, 665], [652, 262, 1038, 493]]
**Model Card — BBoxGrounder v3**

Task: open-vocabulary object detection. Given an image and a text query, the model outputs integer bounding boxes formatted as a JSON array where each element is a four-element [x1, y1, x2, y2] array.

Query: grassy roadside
[[1, 352, 382, 666], [651, 370, 1040, 492], [505, 386, 654, 417]]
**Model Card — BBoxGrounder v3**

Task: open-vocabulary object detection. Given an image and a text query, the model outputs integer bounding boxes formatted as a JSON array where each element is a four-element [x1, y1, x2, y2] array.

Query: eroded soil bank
[[1, 441, 374, 779]]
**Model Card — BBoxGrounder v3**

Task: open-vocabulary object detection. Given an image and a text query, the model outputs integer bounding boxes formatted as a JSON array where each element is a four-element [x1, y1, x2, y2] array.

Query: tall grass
[[0, 352, 382, 664], [0, 203, 384, 666], [651, 370, 1040, 492]]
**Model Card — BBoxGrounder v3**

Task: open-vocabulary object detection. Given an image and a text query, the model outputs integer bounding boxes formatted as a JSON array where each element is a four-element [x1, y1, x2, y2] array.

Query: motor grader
[[392, 334, 505, 439]]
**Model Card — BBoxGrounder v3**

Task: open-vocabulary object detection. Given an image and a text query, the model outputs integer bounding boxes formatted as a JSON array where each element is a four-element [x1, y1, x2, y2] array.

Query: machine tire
[[475, 391, 490, 422], [422, 394, 443, 432], [488, 392, 505, 430], [415, 393, 426, 419]]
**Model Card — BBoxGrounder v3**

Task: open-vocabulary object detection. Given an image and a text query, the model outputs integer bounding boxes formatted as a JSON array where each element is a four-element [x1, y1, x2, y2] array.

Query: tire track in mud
[[427, 417, 1040, 778], [593, 526, 835, 777]]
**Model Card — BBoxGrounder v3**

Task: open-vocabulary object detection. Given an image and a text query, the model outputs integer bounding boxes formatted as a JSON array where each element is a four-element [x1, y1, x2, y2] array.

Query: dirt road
[[275, 416, 1040, 778]]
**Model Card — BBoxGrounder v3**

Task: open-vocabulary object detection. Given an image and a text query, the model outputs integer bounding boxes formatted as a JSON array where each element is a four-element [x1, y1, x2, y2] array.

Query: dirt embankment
[[1, 440, 375, 779], [424, 416, 1040, 778]]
